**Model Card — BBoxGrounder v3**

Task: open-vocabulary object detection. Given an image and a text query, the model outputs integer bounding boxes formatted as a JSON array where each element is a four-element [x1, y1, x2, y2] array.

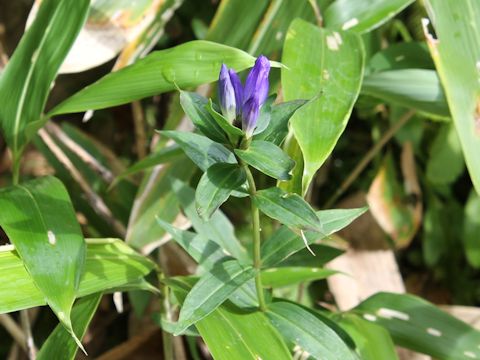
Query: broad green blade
[[195, 163, 246, 220], [197, 302, 291, 360], [463, 191, 480, 268], [235, 141, 295, 181], [125, 155, 195, 248], [48, 41, 279, 116], [254, 187, 324, 233], [426, 123, 465, 185], [172, 179, 249, 262], [37, 293, 102, 360], [0, 176, 85, 343], [175, 260, 256, 335], [339, 314, 399, 360], [0, 238, 155, 314], [160, 130, 236, 172], [282, 19, 364, 194], [368, 42, 434, 72], [324, 0, 414, 33], [261, 207, 366, 267], [206, 0, 269, 49], [353, 292, 480, 359], [0, 0, 89, 165], [362, 69, 450, 118], [424, 0, 480, 195], [267, 302, 356, 360], [261, 267, 337, 288], [156, 218, 227, 271]]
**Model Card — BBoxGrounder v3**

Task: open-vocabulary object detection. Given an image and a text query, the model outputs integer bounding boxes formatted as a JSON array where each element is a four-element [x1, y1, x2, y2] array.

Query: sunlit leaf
[[281, 19, 364, 193]]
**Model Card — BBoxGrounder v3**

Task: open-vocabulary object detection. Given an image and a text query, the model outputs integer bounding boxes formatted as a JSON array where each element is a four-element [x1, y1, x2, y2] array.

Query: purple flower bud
[[242, 97, 260, 137], [228, 69, 243, 117], [218, 64, 237, 122], [242, 55, 270, 137], [244, 55, 270, 108]]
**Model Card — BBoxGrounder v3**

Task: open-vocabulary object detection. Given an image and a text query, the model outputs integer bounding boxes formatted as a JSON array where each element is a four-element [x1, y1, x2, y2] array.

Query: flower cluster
[[218, 55, 270, 137]]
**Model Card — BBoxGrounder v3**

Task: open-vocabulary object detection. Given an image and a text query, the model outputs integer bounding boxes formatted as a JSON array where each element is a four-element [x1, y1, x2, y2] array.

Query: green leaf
[[160, 130, 236, 172], [267, 301, 356, 360], [278, 244, 344, 268], [369, 42, 434, 72], [0, 176, 85, 344], [0, 0, 89, 164], [197, 302, 291, 360], [125, 155, 195, 248], [235, 141, 295, 181], [196, 163, 246, 220], [339, 314, 399, 360], [49, 41, 280, 116], [156, 218, 227, 271], [464, 190, 480, 268], [254, 100, 307, 146], [261, 207, 367, 267], [324, 0, 414, 33], [180, 91, 226, 143], [254, 187, 323, 232], [206, 99, 244, 138], [282, 19, 365, 193], [353, 292, 480, 359], [115, 145, 183, 183], [362, 69, 450, 118], [261, 267, 337, 288], [424, 0, 480, 194], [0, 238, 156, 314], [206, 0, 270, 50], [427, 123, 465, 185], [37, 293, 101, 360], [172, 179, 249, 262], [175, 260, 256, 335]]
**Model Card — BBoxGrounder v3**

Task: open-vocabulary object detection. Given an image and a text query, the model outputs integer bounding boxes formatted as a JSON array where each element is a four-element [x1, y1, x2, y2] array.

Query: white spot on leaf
[[342, 18, 359, 30], [426, 327, 442, 337], [363, 313, 377, 322], [464, 351, 477, 359], [47, 230, 56, 245], [275, 31, 283, 41], [377, 308, 410, 321], [326, 35, 340, 51], [322, 69, 330, 80]]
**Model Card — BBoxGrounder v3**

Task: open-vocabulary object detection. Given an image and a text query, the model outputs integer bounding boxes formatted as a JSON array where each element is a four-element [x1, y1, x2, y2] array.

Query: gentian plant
[[157, 56, 367, 358]]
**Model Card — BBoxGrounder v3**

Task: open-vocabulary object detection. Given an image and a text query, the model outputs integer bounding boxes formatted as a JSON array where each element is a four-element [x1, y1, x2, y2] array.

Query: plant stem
[[243, 164, 266, 311], [12, 158, 20, 185]]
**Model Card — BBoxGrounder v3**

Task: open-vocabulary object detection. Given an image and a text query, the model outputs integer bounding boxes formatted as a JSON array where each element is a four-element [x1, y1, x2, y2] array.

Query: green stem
[[12, 157, 20, 185], [243, 164, 266, 311]]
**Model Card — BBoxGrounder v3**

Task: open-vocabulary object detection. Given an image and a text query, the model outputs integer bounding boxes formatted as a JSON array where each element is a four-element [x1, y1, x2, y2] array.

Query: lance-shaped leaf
[[37, 293, 102, 360], [267, 302, 357, 360], [235, 141, 295, 181], [160, 130, 236, 171], [261, 267, 337, 288], [0, 176, 86, 345], [197, 302, 291, 360], [172, 179, 249, 262], [180, 91, 226, 143], [261, 207, 367, 267], [324, 0, 414, 33], [206, 100, 245, 138], [424, 0, 480, 195], [175, 259, 256, 335], [254, 187, 324, 233], [196, 163, 246, 220], [352, 292, 480, 359], [362, 69, 449, 118], [48, 41, 281, 116], [0, 0, 89, 166], [156, 218, 227, 271], [282, 19, 364, 194], [0, 238, 156, 314]]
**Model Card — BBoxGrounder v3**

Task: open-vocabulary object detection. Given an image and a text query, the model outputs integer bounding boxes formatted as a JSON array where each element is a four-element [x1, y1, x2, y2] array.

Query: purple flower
[[217, 55, 270, 137], [218, 64, 237, 122]]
